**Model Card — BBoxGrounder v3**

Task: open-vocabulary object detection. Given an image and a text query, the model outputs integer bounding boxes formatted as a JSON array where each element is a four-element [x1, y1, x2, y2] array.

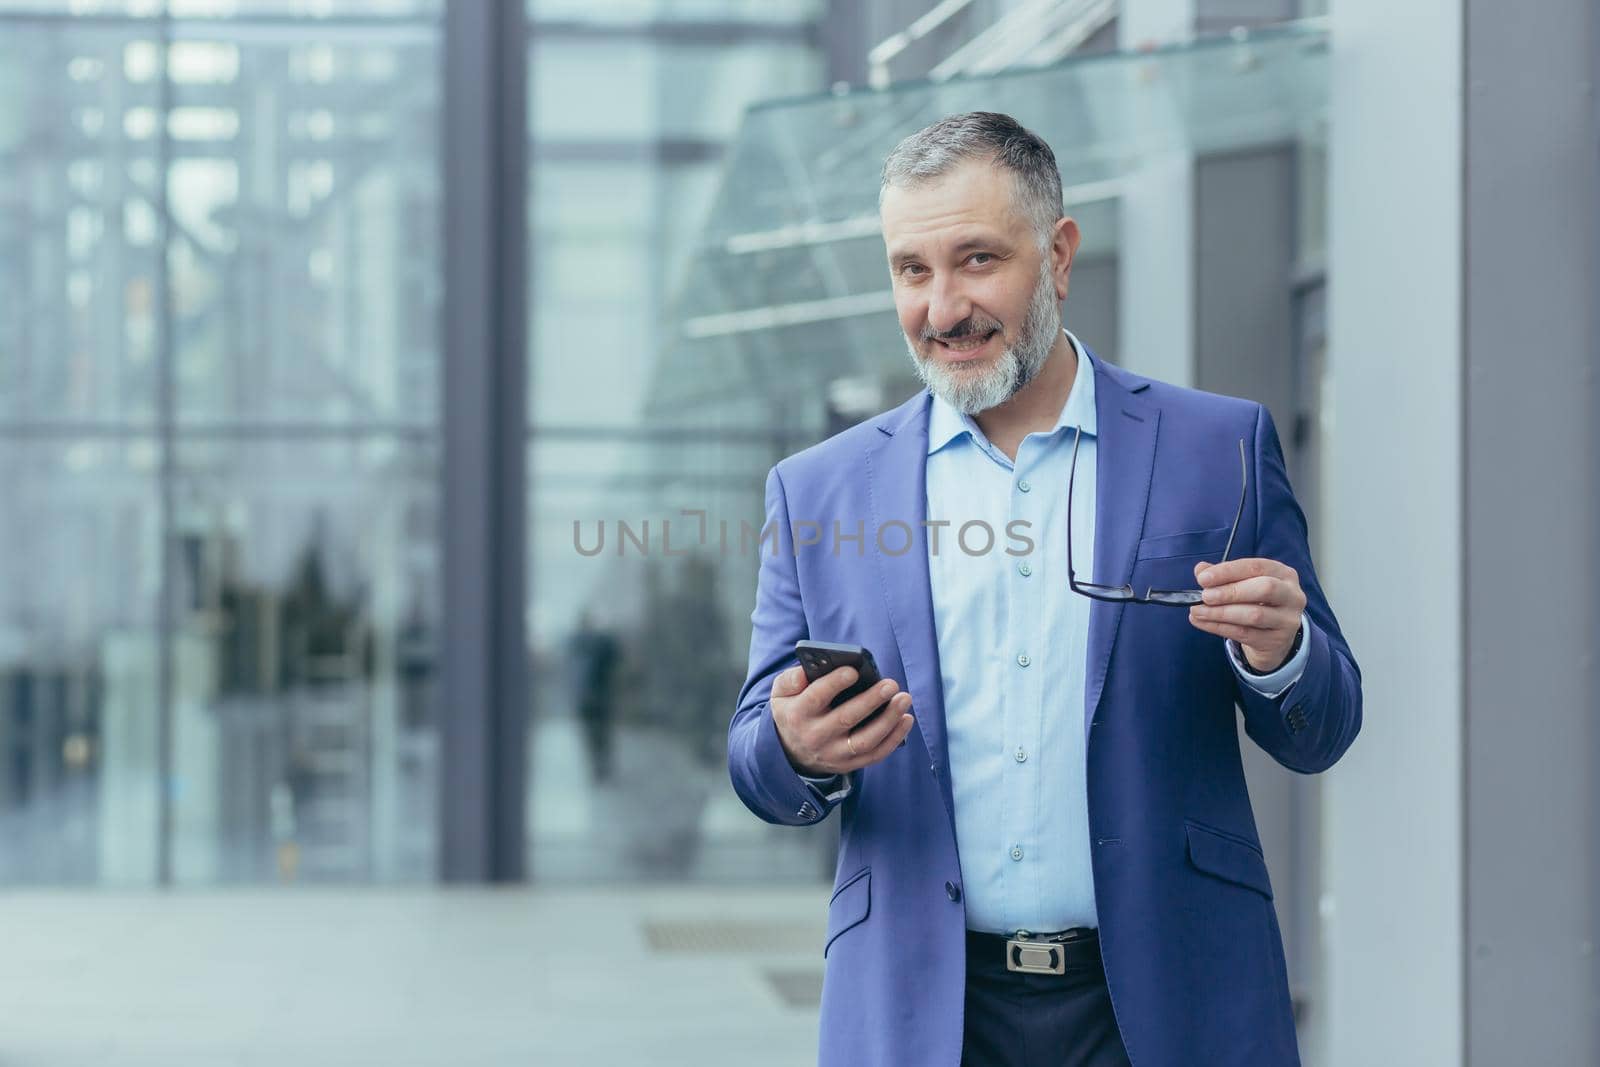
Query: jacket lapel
[[1083, 353, 1160, 736], [865, 390, 958, 830]]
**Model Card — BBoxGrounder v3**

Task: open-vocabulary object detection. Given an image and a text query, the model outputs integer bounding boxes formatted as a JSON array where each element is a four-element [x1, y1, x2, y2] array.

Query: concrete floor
[[0, 886, 828, 1066]]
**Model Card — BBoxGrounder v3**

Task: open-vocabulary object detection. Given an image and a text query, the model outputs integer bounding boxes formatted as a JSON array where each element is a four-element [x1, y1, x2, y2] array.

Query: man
[[568, 609, 619, 784], [727, 112, 1361, 1067]]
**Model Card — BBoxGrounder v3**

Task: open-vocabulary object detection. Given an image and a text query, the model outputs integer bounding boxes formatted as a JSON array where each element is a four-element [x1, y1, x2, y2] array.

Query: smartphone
[[795, 640, 895, 733]]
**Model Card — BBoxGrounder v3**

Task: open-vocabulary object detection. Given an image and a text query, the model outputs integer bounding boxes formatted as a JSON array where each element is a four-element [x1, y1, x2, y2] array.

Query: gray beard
[[905, 261, 1061, 417]]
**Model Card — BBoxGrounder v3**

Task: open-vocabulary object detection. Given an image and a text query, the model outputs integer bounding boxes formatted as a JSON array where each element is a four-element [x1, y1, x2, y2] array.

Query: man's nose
[[926, 275, 972, 336]]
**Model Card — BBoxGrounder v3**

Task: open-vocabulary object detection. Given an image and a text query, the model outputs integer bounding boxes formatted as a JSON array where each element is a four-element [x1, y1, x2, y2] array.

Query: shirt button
[[1016, 653, 1030, 668], [1014, 747, 1027, 763], [946, 881, 962, 902], [1010, 846, 1024, 861], [1017, 561, 1032, 577], [1017, 479, 1031, 493]]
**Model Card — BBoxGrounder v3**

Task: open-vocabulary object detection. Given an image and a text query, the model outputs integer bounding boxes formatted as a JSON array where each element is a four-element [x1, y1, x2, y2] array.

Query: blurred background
[[0, 0, 1591, 1064]]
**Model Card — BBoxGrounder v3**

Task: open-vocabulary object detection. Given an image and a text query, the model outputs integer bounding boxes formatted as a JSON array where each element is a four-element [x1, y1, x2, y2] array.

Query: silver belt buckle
[[1005, 930, 1066, 975]]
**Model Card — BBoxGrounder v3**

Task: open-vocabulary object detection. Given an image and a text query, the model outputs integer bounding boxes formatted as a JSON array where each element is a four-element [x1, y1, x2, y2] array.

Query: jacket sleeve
[[1232, 403, 1364, 774], [727, 465, 852, 826]]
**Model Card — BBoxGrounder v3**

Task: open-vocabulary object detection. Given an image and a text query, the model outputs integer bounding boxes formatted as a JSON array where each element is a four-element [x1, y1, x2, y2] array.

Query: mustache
[[921, 315, 1002, 343]]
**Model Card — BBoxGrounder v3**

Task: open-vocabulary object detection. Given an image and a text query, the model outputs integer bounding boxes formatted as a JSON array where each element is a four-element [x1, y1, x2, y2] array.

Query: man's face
[[880, 159, 1075, 415]]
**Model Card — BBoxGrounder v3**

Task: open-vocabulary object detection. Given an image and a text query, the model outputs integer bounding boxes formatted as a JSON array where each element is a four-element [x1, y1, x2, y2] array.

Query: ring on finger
[[846, 733, 857, 757]]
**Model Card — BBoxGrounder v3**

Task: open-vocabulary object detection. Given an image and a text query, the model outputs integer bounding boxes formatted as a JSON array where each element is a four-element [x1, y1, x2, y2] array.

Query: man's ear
[[1053, 216, 1082, 301]]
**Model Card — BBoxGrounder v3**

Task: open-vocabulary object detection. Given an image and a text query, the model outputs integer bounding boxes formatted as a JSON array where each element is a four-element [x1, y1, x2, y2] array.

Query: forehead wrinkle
[[883, 211, 1031, 270], [885, 224, 1019, 267]]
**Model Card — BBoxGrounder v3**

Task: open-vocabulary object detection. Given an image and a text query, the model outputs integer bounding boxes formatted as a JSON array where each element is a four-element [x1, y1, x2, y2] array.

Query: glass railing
[[650, 21, 1330, 423]]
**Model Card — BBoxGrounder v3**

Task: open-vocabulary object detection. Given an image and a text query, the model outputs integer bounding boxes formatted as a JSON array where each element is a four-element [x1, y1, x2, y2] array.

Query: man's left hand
[[1188, 558, 1306, 672]]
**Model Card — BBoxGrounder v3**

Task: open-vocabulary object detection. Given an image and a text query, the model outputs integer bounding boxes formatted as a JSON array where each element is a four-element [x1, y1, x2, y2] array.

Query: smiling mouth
[[934, 330, 998, 358]]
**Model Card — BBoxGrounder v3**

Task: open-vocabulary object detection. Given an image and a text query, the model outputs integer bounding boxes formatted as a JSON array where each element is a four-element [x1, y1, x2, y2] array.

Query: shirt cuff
[[1227, 611, 1310, 699], [798, 771, 853, 804]]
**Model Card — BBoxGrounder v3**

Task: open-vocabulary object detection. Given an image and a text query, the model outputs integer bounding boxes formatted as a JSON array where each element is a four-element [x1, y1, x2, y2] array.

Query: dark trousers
[[961, 930, 1132, 1067]]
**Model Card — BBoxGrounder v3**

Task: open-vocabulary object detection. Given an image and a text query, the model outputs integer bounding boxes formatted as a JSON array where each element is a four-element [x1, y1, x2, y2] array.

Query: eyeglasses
[[1066, 426, 1247, 607]]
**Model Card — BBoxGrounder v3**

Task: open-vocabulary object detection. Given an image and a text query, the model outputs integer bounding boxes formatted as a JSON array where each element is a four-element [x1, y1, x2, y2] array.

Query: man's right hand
[[769, 664, 916, 778]]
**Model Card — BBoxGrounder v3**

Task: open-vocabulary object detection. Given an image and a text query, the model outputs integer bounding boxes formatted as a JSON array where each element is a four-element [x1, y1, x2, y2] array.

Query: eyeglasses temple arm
[[1221, 437, 1247, 562], [1067, 426, 1081, 580]]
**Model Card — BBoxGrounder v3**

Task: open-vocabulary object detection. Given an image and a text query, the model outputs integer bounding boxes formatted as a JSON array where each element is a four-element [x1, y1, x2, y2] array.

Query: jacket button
[[946, 881, 962, 902]]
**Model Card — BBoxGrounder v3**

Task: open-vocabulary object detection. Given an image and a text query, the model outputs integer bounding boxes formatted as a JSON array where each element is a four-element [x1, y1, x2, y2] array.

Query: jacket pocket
[[1135, 526, 1234, 562], [1184, 820, 1273, 899], [824, 866, 871, 957]]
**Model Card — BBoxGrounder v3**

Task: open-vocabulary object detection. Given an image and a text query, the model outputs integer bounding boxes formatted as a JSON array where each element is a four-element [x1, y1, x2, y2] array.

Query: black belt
[[965, 927, 1102, 976]]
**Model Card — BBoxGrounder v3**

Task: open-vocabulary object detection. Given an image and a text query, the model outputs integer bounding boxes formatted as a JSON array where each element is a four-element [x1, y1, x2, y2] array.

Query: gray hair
[[879, 111, 1064, 251]]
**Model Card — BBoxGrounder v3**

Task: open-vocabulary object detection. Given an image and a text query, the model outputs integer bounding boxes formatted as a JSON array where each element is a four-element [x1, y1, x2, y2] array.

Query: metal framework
[[440, 0, 528, 883]]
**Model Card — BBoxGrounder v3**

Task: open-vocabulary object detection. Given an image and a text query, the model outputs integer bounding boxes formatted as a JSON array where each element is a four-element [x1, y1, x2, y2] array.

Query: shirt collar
[[927, 328, 1098, 456]]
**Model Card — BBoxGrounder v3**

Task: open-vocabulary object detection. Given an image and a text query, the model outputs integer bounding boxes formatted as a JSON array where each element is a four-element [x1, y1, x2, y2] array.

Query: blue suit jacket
[[729, 350, 1362, 1067]]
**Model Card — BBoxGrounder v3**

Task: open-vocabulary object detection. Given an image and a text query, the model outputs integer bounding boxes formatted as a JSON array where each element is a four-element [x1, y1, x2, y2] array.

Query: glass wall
[[0, 1, 442, 884], [1, 2, 1330, 894], [525, 1, 832, 882]]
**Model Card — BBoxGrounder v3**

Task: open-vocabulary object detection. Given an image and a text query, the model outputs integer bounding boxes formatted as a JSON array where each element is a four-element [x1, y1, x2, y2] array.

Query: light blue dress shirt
[[802, 330, 1308, 934]]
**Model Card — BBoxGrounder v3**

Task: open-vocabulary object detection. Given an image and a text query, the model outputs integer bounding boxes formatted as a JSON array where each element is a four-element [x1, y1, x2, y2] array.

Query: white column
[[1116, 0, 1195, 385], [1322, 3, 1464, 1064]]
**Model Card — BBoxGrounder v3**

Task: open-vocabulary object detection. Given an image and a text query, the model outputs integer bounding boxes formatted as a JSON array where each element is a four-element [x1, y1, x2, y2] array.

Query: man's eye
[[968, 253, 993, 266], [900, 264, 926, 277]]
